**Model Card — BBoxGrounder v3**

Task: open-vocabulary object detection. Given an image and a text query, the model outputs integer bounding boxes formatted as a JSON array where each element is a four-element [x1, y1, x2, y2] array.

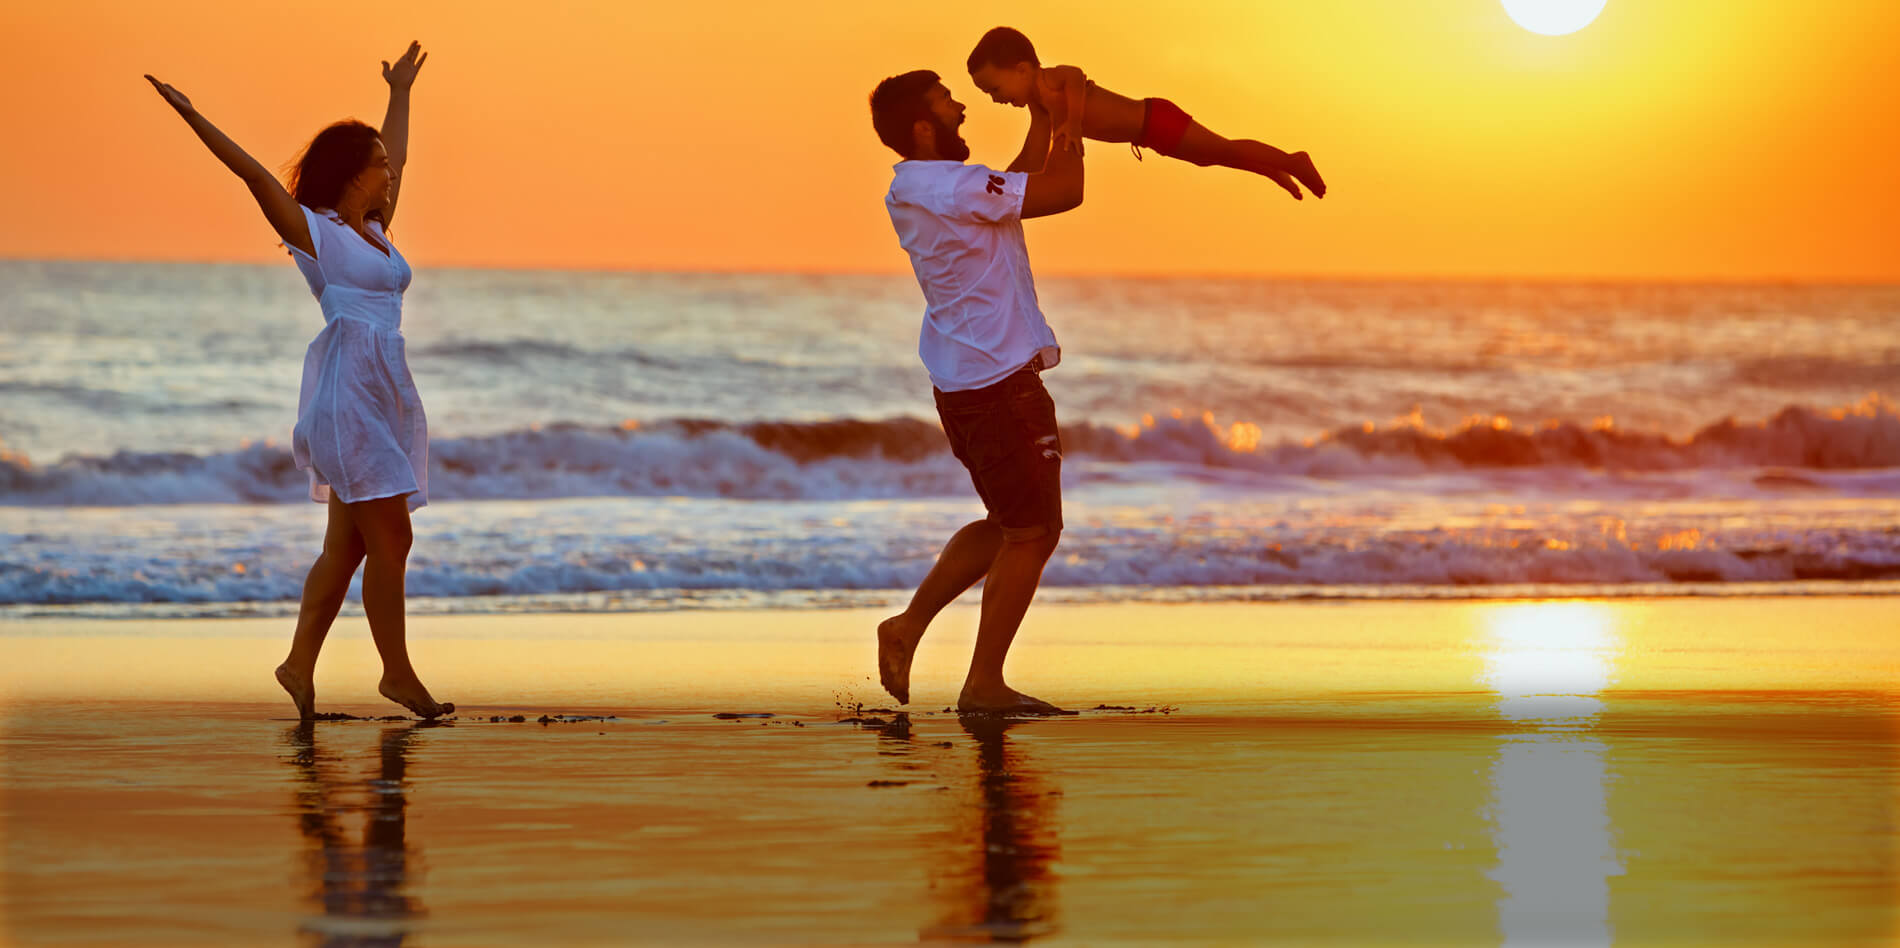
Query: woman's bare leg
[[346, 494, 453, 718], [277, 495, 367, 719]]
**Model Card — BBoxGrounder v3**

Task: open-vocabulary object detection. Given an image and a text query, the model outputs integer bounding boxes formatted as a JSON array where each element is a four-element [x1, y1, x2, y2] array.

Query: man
[[867, 69, 1085, 715]]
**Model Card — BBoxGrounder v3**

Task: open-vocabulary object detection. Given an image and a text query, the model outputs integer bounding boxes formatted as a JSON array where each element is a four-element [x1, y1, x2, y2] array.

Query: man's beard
[[924, 114, 970, 161]]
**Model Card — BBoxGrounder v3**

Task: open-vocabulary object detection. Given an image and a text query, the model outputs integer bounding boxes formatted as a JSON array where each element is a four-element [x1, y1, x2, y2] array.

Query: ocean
[[3, 261, 1897, 616]]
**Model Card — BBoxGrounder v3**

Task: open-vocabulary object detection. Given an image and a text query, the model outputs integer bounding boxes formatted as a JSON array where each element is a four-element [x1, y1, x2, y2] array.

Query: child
[[966, 26, 1325, 200]]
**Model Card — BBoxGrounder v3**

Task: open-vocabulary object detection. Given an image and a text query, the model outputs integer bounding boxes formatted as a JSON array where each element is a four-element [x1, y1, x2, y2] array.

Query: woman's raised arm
[[144, 75, 312, 257], [377, 41, 427, 226]]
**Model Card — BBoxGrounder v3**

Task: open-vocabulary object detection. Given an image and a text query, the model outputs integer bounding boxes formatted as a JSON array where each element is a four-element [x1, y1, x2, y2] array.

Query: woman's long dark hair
[[285, 120, 384, 221]]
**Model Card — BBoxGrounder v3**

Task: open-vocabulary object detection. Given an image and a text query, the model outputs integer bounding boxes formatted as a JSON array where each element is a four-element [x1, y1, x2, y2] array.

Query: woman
[[147, 42, 452, 719]]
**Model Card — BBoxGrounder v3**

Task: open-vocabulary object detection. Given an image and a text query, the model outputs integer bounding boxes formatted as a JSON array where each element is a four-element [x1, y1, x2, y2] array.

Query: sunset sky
[[3, 0, 1895, 281]]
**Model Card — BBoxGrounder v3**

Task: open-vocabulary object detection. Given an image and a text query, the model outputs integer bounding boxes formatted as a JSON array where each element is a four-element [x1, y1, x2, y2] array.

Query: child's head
[[966, 27, 1039, 108]]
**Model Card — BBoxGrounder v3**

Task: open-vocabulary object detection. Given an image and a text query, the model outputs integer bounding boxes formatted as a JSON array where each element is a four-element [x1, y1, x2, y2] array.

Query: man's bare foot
[[378, 676, 454, 719], [275, 663, 315, 720], [877, 615, 925, 705], [957, 683, 1069, 716], [1288, 151, 1325, 199]]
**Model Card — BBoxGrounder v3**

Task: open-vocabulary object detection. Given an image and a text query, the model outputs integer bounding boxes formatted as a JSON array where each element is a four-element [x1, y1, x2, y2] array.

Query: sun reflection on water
[[1479, 601, 1625, 946]]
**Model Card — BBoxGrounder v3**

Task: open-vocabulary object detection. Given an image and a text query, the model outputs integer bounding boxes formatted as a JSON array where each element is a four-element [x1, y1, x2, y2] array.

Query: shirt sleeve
[[280, 204, 327, 265], [932, 164, 1027, 225]]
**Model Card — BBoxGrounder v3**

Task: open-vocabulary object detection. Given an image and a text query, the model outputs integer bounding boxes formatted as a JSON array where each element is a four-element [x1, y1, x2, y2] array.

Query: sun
[[1500, 0, 1607, 36]]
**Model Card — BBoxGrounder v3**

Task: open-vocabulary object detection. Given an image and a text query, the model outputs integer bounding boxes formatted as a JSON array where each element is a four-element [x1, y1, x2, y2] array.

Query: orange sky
[[3, 0, 1896, 281]]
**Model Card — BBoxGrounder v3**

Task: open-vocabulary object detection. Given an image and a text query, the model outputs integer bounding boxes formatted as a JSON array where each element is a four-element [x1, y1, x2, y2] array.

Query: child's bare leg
[[1285, 151, 1326, 198], [1169, 122, 1315, 200]]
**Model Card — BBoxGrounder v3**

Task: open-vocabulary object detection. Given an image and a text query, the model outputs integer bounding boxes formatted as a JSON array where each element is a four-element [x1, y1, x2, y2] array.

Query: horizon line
[[1, 255, 1896, 289]]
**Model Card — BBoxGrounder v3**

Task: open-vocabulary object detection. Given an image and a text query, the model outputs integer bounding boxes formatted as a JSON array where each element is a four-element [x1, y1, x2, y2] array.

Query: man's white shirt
[[885, 160, 1061, 393]]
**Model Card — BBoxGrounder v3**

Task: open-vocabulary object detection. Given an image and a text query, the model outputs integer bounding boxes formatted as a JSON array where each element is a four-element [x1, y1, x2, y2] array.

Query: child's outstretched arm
[[1006, 100, 1054, 173], [1045, 65, 1089, 153]]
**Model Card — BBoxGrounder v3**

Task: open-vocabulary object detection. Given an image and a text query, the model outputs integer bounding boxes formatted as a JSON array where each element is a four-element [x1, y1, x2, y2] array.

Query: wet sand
[[2, 598, 1896, 945]]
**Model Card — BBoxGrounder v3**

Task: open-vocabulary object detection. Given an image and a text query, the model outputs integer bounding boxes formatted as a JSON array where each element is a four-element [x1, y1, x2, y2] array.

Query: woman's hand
[[144, 75, 194, 115], [381, 41, 428, 89]]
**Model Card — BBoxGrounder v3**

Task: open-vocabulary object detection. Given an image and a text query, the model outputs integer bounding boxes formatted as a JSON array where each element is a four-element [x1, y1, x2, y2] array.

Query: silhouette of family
[[145, 32, 1324, 720]]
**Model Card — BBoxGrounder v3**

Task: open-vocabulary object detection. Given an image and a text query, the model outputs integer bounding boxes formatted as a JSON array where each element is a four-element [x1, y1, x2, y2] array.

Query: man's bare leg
[[348, 495, 454, 719], [958, 530, 1064, 714], [879, 520, 1005, 704], [277, 495, 366, 719]]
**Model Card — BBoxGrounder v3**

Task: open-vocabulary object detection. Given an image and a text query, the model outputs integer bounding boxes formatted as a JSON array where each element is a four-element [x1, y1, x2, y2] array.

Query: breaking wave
[[2, 397, 1895, 506]]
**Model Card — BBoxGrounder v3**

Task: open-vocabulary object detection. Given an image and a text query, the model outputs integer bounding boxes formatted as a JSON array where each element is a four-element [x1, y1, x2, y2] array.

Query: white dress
[[283, 205, 429, 511]]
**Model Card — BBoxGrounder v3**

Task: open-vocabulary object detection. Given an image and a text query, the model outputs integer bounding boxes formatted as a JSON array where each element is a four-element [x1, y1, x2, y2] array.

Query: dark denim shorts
[[933, 369, 1063, 541]]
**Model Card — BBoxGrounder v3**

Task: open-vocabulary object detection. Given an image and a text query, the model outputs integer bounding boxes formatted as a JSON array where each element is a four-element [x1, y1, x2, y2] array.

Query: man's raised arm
[[1020, 119, 1083, 219], [1007, 102, 1053, 174]]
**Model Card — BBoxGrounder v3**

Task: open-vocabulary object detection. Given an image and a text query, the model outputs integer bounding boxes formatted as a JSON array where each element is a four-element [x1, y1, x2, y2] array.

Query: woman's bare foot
[[877, 615, 925, 704], [1288, 151, 1325, 198], [378, 675, 454, 719], [275, 663, 315, 720], [956, 683, 1068, 716]]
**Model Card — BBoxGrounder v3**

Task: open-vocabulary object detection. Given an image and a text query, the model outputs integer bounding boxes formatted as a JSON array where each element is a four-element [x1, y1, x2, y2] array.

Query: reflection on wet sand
[[1, 601, 1892, 943], [869, 713, 1062, 943], [284, 723, 433, 947], [1480, 602, 1623, 946]]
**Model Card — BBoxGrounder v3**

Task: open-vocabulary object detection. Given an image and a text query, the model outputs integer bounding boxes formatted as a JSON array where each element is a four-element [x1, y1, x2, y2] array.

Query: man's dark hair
[[967, 26, 1039, 73], [869, 69, 939, 158]]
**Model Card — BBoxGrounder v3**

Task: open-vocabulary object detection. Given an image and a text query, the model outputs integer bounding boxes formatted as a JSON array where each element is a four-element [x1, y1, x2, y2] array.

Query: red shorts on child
[[1137, 98, 1193, 156]]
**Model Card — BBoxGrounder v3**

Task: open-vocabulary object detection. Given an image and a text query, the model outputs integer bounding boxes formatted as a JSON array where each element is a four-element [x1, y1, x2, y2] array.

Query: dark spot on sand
[[867, 780, 911, 788], [1754, 471, 1822, 489], [933, 741, 954, 748], [713, 712, 775, 719]]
